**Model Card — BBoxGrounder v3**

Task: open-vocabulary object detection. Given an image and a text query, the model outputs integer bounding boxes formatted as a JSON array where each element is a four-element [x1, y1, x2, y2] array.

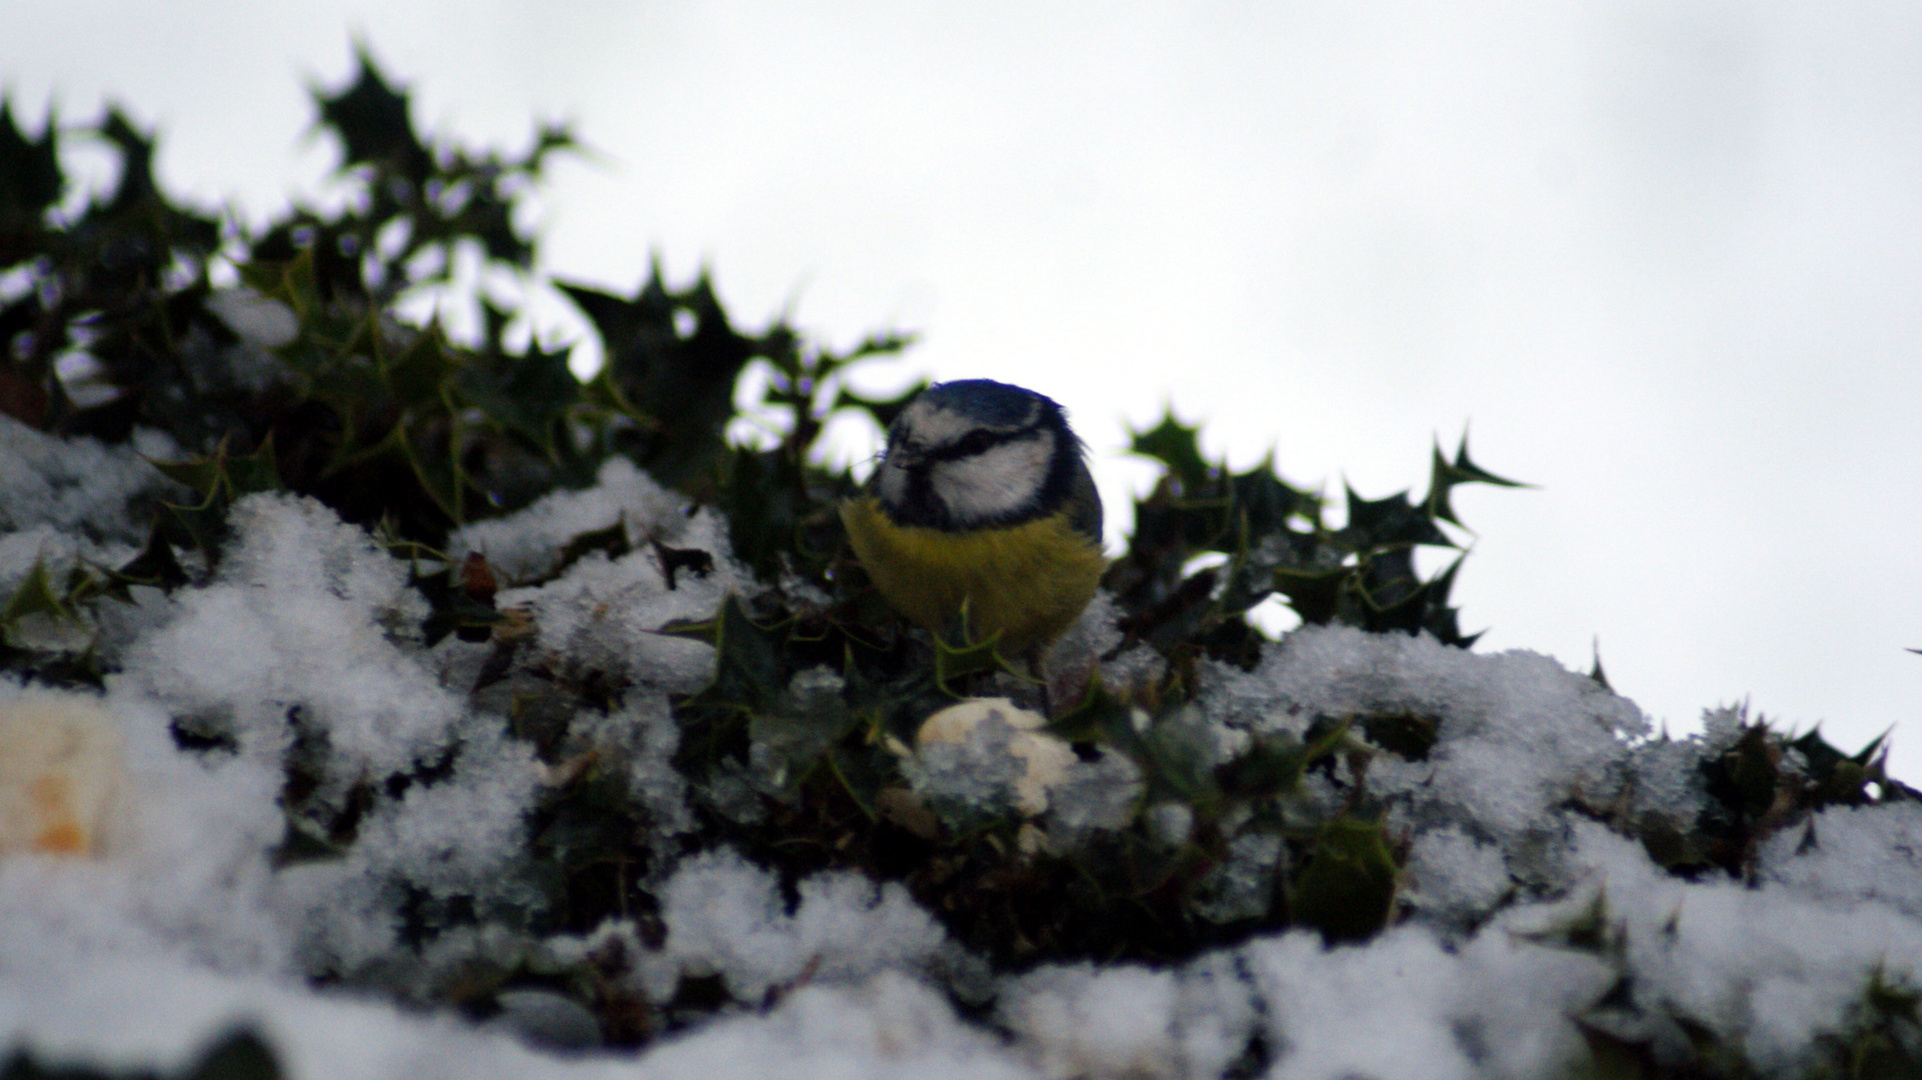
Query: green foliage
[[0, 47, 1524, 993], [1106, 411, 1523, 671], [1558, 910, 1922, 1079], [1288, 814, 1398, 943], [1, 1028, 282, 1080], [549, 222, 912, 582], [0, 100, 220, 439], [42, 49, 1916, 1079], [1823, 969, 1922, 1080], [151, 435, 283, 563], [1627, 709, 1919, 881], [0, 47, 907, 559], [1549, 718, 1922, 1075], [0, 101, 63, 266]]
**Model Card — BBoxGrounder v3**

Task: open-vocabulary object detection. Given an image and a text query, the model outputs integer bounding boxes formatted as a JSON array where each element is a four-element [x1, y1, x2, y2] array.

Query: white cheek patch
[[932, 431, 1054, 525]]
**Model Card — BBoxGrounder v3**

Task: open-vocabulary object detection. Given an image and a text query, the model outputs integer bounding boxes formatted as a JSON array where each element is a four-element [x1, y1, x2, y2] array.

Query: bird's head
[[872, 379, 1088, 533]]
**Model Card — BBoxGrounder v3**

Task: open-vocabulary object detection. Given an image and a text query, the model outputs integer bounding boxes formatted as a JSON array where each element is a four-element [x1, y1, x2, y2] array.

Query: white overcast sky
[[10, 2, 1922, 779]]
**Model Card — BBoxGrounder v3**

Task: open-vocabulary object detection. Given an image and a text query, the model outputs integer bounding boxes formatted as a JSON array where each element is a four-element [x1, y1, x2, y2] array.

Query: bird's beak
[[885, 447, 927, 473]]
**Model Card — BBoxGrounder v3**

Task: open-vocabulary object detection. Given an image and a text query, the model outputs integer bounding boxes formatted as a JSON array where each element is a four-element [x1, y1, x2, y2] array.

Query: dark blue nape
[[919, 379, 1056, 426]]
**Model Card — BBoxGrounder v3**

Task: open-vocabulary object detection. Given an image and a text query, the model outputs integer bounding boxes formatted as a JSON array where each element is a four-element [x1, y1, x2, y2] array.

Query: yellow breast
[[839, 496, 1106, 655]]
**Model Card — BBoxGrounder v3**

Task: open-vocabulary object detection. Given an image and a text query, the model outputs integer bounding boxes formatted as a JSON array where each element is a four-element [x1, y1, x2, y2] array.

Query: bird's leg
[[1039, 641, 1098, 718]]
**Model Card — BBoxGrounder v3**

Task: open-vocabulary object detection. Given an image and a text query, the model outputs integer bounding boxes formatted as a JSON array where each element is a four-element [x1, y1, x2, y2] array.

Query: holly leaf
[[562, 268, 762, 494], [1338, 485, 1452, 552], [454, 339, 579, 452], [1289, 815, 1397, 943], [1046, 678, 1135, 743], [152, 436, 283, 564], [179, 1028, 286, 1080], [98, 521, 191, 601], [1357, 711, 1438, 762], [392, 409, 467, 525], [1229, 461, 1311, 541], [1424, 431, 1529, 527], [245, 219, 367, 306], [1271, 566, 1348, 627], [380, 323, 451, 410], [1118, 567, 1221, 658], [548, 516, 632, 580], [1, 559, 74, 630], [1130, 411, 1212, 491], [932, 619, 1013, 696], [96, 108, 163, 214], [314, 45, 431, 182], [1216, 721, 1347, 801], [723, 446, 853, 581], [668, 594, 791, 772], [0, 99, 62, 264]]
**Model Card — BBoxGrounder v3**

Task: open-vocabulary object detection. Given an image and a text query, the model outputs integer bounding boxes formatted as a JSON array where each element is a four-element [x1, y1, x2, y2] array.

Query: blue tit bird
[[839, 379, 1106, 657]]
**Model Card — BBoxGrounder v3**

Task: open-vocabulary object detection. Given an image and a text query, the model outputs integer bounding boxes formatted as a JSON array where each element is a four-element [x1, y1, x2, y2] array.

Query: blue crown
[[918, 379, 1060, 427]]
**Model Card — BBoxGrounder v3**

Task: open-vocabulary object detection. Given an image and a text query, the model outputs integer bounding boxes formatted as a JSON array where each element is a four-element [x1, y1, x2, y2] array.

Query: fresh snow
[[2, 426, 1919, 1079]]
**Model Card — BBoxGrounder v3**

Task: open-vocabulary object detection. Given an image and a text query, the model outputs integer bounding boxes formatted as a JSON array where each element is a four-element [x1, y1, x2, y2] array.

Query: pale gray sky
[[11, 1, 1922, 778]]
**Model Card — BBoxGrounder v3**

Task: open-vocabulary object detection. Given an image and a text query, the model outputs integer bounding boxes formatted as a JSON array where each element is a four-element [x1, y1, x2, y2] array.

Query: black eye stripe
[[929, 426, 1028, 461]]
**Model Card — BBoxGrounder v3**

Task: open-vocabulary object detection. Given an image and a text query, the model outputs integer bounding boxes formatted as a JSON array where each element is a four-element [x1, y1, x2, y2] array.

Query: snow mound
[[0, 419, 183, 594], [4, 463, 1920, 1080]]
